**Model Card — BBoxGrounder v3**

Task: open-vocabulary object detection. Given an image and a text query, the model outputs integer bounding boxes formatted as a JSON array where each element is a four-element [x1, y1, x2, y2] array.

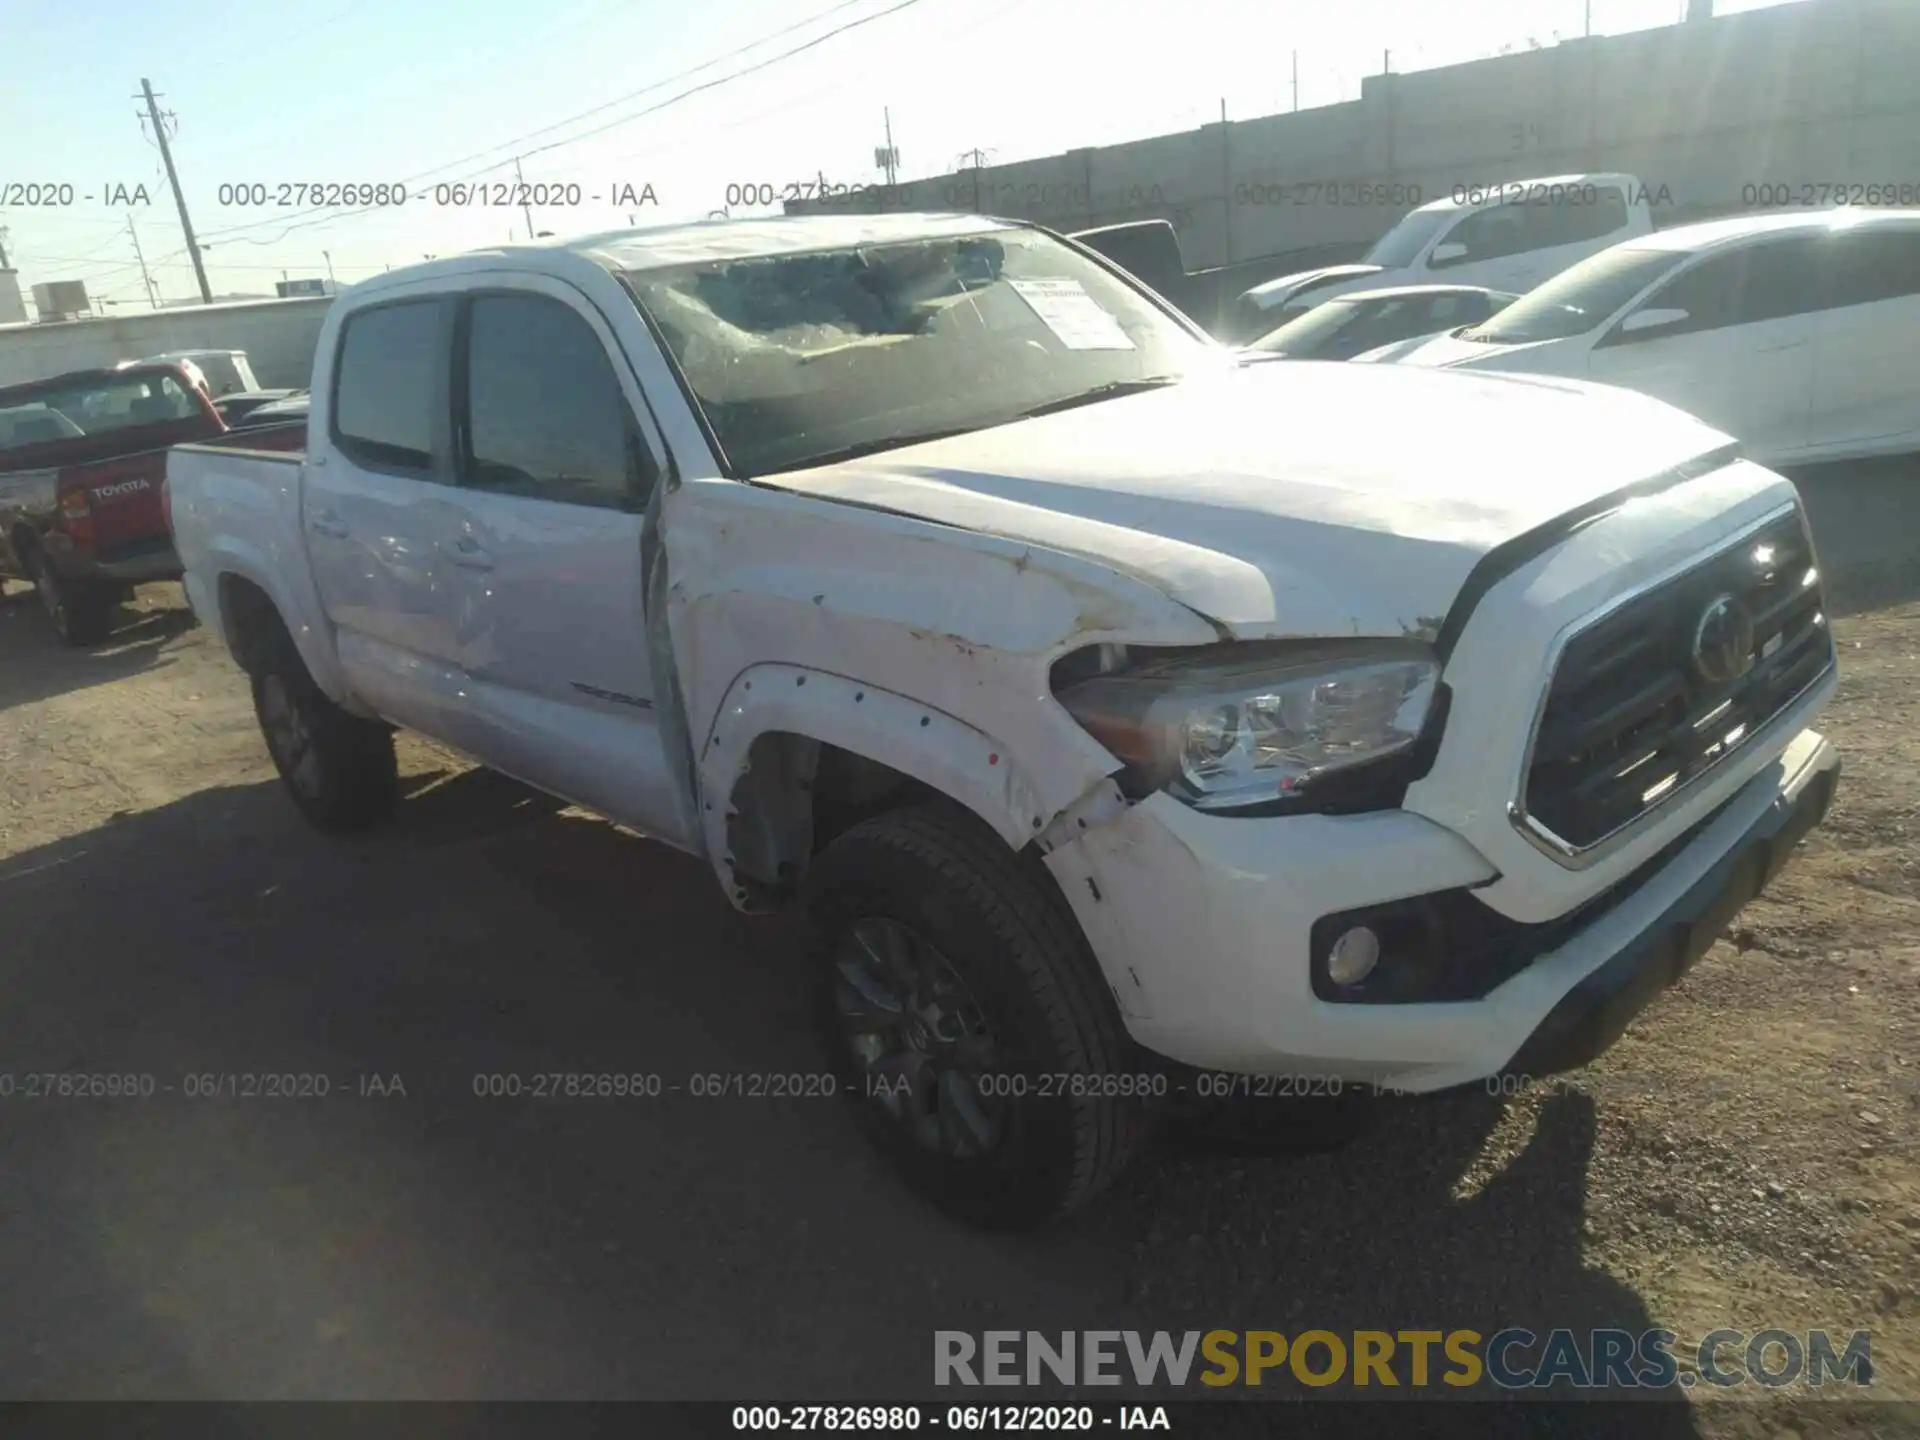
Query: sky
[[0, 0, 1802, 308]]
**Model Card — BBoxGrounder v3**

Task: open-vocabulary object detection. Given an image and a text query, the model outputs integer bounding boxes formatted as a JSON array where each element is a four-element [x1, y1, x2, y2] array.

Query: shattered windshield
[[622, 227, 1217, 475]]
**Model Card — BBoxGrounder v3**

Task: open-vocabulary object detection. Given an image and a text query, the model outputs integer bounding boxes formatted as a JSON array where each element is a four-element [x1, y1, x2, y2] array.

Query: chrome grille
[[1519, 505, 1834, 855]]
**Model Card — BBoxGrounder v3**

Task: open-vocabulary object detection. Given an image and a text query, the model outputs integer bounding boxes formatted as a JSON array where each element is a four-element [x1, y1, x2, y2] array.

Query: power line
[[195, 0, 932, 247]]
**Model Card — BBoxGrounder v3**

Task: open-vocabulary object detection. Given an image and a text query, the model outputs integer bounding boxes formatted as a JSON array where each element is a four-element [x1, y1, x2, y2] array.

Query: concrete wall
[[0, 296, 335, 390], [790, 0, 1920, 271]]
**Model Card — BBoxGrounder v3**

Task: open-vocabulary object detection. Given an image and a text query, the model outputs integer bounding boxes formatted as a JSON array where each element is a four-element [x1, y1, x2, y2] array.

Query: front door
[[440, 283, 686, 841]]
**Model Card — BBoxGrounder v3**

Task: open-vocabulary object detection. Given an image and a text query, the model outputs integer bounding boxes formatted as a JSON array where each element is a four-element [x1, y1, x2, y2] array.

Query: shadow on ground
[[0, 768, 1689, 1430], [0, 586, 200, 713]]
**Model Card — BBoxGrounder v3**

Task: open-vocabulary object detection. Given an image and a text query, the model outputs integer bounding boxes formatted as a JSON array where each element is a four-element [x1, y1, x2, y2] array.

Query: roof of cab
[[1410, 173, 1639, 215], [352, 212, 1023, 298]]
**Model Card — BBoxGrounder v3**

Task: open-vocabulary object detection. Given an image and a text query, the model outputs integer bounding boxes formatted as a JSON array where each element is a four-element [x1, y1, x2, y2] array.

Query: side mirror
[[1429, 241, 1469, 264], [1619, 306, 1689, 335]]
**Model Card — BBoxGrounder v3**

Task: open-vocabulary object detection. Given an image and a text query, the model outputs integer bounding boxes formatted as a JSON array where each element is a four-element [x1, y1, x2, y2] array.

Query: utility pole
[[1292, 51, 1299, 112], [877, 108, 899, 188], [126, 213, 159, 308], [139, 78, 212, 304], [0, 225, 10, 269], [514, 157, 535, 240], [322, 249, 335, 283]]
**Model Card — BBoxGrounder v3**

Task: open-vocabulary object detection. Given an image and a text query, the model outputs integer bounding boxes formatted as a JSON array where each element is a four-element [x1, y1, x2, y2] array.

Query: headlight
[[1055, 642, 1440, 813]]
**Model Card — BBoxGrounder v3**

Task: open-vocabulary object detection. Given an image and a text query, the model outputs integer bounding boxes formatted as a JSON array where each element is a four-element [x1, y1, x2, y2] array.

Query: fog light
[[1325, 925, 1381, 987]]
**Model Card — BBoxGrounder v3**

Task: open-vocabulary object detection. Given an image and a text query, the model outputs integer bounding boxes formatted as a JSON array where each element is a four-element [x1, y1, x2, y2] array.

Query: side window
[[1730, 237, 1830, 324], [1825, 229, 1920, 309], [1608, 250, 1745, 343], [333, 301, 442, 472], [1527, 187, 1630, 249], [1431, 204, 1531, 268], [460, 293, 655, 511]]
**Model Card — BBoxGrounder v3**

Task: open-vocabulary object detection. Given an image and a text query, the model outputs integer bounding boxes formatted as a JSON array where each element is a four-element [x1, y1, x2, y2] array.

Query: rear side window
[[1825, 228, 1920, 308], [459, 293, 654, 511], [333, 301, 441, 471], [1527, 188, 1630, 249], [1432, 204, 1531, 267]]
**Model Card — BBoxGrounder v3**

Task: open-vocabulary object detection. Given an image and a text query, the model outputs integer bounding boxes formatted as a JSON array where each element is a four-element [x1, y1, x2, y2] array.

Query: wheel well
[[723, 735, 943, 903], [217, 572, 288, 675]]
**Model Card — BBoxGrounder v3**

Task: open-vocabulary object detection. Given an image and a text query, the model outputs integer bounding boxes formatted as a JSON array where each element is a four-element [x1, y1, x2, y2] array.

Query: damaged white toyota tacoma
[[167, 213, 1841, 1229]]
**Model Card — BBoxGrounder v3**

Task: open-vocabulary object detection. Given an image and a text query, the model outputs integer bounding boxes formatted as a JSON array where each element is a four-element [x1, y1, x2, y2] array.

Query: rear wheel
[[251, 630, 398, 833], [804, 803, 1150, 1230], [29, 547, 114, 646]]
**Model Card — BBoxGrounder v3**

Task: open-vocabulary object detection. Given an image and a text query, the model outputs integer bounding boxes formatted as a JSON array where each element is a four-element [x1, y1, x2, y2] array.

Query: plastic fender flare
[[696, 664, 1050, 895]]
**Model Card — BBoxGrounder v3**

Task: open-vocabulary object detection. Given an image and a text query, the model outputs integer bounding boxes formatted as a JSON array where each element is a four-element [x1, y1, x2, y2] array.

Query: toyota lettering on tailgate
[[91, 477, 154, 500]]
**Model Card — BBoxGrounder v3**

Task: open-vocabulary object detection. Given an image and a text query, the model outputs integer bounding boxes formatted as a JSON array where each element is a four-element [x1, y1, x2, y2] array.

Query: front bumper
[[1044, 728, 1839, 1092], [1502, 740, 1837, 1080]]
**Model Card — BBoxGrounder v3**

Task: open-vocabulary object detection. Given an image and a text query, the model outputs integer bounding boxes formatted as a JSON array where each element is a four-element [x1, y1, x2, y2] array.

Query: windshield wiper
[[769, 426, 982, 473], [1008, 376, 1184, 421]]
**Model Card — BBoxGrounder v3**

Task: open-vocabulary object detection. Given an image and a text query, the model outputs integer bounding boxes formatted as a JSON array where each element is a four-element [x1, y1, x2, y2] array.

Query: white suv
[[1367, 208, 1920, 467]]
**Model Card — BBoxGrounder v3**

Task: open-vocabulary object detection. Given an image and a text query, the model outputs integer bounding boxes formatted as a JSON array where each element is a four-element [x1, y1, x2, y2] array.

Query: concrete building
[[791, 0, 1920, 272]]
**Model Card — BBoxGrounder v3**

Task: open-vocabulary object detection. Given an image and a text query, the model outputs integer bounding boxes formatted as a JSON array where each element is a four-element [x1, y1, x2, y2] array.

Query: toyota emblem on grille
[[1692, 593, 1757, 686]]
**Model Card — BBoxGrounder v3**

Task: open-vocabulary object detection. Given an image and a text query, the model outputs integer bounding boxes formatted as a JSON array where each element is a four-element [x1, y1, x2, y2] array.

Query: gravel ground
[[0, 463, 1914, 1435]]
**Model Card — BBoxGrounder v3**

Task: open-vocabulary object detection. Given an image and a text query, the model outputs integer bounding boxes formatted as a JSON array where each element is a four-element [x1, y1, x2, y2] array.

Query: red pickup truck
[[0, 363, 226, 644]]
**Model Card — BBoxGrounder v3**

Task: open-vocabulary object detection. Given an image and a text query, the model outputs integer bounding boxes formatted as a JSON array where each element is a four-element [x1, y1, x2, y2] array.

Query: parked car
[[1068, 218, 1363, 339], [213, 389, 303, 427], [1240, 285, 1518, 361], [1373, 209, 1920, 467], [0, 363, 226, 642], [219, 393, 310, 452], [1234, 172, 1656, 337], [168, 214, 1840, 1229]]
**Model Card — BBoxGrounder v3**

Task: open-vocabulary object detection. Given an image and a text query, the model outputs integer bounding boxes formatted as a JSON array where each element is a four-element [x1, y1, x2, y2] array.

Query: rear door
[[442, 281, 684, 838], [1806, 225, 1920, 458], [301, 295, 483, 748]]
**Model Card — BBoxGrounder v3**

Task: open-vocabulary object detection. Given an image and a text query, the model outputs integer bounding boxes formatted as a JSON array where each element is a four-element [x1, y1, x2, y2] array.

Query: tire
[[29, 547, 115, 646], [804, 802, 1149, 1230], [250, 627, 398, 833]]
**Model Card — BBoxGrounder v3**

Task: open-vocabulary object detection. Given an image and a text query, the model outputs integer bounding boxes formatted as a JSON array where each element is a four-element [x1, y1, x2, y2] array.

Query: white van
[[1234, 173, 1656, 337]]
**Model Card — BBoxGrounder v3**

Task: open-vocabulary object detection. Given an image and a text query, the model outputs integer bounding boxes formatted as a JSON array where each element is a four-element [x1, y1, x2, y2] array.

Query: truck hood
[[763, 363, 1736, 638], [1241, 263, 1392, 312]]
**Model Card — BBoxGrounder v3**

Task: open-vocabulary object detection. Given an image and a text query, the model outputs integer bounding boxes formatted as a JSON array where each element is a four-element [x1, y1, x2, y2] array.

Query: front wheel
[[251, 635, 398, 833], [30, 549, 114, 646], [803, 803, 1149, 1230]]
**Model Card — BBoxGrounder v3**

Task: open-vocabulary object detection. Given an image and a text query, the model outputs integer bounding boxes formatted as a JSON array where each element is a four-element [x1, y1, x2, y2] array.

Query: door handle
[[441, 537, 496, 571], [308, 511, 349, 538], [1758, 340, 1807, 354]]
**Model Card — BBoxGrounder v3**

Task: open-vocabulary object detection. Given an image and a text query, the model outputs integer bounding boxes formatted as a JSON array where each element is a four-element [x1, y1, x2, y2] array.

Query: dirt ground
[[0, 463, 1914, 1433]]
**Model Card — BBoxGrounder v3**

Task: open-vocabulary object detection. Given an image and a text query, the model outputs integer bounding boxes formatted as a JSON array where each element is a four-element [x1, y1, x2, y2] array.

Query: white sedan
[[1363, 208, 1920, 467]]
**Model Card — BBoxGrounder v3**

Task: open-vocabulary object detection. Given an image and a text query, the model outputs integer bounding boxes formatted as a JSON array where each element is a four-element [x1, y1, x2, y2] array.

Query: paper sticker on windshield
[[1008, 279, 1136, 350]]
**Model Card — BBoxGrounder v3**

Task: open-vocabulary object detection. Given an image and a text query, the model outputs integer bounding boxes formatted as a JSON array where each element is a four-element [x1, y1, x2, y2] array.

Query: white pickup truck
[[1234, 172, 1658, 339], [168, 213, 1841, 1230]]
